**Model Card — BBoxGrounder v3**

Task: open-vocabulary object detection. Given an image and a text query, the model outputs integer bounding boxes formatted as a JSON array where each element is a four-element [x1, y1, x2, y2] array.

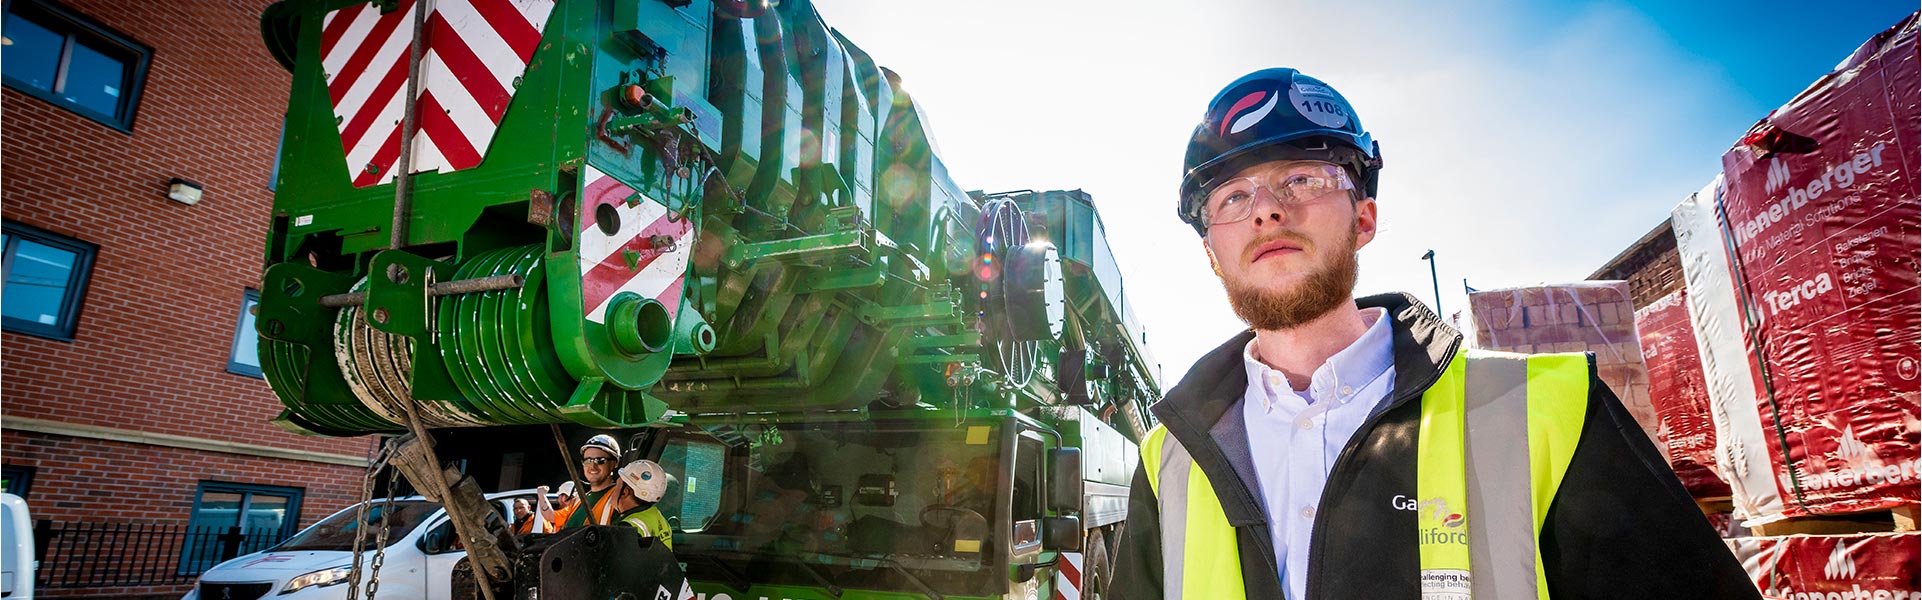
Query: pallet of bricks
[[1668, 12, 1919, 598], [1472, 16, 1921, 598]]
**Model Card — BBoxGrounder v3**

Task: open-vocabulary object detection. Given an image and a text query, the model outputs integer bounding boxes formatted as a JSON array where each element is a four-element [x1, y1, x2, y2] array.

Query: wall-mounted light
[[167, 178, 203, 205]]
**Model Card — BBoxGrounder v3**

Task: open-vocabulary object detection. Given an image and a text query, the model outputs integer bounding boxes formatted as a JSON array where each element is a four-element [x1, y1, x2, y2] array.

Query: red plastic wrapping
[[1635, 290, 1733, 499], [1716, 15, 1921, 516], [1725, 532, 1920, 599]]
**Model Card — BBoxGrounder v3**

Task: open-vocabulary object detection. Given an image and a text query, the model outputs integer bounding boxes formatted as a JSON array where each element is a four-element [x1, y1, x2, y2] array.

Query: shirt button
[[1299, 507, 1315, 519], [1296, 418, 1313, 431], [1340, 385, 1354, 396], [1266, 373, 1283, 386]]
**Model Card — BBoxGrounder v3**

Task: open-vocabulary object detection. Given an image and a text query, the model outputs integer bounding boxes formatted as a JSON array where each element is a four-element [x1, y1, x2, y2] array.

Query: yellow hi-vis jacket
[[1141, 349, 1586, 600]]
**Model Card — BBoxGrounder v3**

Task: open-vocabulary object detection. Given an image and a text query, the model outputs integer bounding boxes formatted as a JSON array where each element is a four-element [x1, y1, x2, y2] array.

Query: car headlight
[[280, 565, 354, 595]]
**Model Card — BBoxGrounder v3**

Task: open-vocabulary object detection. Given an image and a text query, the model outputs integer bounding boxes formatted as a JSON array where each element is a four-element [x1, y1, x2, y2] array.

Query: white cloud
[[813, 0, 1753, 389]]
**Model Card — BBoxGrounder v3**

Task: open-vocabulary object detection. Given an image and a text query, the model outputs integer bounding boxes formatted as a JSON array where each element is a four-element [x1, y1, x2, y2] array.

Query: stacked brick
[[1671, 13, 1919, 525], [1634, 289, 1732, 500], [1468, 281, 1661, 454]]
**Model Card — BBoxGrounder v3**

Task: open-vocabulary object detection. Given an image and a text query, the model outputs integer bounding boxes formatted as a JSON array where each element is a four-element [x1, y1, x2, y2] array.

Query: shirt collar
[[1241, 307, 1395, 407]]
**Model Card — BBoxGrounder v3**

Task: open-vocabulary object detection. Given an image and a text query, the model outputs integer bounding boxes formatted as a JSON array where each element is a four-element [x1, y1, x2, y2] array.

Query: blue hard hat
[[1178, 68, 1382, 235]]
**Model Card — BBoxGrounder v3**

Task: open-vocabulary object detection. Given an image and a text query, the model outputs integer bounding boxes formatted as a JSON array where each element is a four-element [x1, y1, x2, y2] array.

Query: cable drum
[[263, 336, 395, 433], [435, 245, 579, 424], [333, 277, 492, 428]]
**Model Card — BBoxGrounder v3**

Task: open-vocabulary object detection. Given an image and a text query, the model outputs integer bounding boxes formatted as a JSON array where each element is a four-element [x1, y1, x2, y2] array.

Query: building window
[[1, 465, 34, 497], [179, 482, 303, 575], [1, 0, 152, 131], [228, 289, 262, 378], [2, 220, 97, 341]]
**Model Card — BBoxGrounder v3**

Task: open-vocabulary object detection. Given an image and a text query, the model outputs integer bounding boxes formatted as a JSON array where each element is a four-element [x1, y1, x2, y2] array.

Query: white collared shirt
[[1241, 307, 1397, 600]]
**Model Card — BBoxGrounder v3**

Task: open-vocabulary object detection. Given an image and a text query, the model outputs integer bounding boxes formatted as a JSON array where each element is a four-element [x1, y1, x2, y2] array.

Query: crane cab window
[[1008, 433, 1044, 558], [658, 437, 726, 533]]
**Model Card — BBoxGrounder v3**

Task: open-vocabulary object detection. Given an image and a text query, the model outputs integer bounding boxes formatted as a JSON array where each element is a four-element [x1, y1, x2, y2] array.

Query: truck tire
[[1084, 527, 1111, 600]]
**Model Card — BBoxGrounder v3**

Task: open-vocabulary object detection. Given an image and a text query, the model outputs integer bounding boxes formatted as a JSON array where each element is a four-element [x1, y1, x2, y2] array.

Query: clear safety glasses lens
[[1203, 164, 1354, 226]]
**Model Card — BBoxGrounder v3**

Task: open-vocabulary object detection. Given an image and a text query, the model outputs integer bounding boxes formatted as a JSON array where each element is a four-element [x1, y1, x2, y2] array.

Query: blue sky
[[810, 0, 1916, 387], [1532, 0, 1916, 150]]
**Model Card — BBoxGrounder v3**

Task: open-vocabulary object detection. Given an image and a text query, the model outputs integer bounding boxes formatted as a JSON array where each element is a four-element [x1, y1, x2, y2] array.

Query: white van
[[2, 493, 33, 600], [184, 490, 539, 600]]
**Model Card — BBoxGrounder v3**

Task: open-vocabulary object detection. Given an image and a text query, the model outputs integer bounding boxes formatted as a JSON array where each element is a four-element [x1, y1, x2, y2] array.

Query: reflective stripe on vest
[[1143, 350, 1589, 600], [1142, 425, 1247, 599]]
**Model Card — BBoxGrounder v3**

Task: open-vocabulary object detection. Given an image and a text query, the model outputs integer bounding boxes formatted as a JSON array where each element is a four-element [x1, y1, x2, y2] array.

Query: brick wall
[[5, 431, 368, 599], [1591, 222, 1686, 310], [0, 0, 364, 458], [1, 2, 378, 597], [2, 432, 367, 526]]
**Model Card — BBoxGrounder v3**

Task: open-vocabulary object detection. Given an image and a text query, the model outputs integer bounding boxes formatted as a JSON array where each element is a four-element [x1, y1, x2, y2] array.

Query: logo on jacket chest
[[1391, 494, 1466, 528]]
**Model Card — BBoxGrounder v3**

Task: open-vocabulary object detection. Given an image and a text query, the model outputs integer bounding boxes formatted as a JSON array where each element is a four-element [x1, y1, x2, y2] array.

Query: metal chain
[[346, 442, 393, 600], [363, 464, 402, 599]]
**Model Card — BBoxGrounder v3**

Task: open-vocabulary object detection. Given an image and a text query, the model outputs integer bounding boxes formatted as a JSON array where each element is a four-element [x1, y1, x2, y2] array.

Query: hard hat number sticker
[[1289, 82, 1350, 129]]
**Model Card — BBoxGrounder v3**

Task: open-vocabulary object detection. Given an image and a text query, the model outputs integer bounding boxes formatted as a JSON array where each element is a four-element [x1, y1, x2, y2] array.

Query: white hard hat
[[556, 480, 576, 497], [618, 460, 674, 503], [581, 434, 621, 458]]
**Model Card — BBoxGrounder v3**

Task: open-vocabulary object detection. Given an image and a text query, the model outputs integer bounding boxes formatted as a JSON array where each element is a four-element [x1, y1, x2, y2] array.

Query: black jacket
[[1111, 293, 1757, 599]]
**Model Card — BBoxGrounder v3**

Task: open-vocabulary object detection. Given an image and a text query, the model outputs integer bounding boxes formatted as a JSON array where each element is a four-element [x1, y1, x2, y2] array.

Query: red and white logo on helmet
[[1219, 88, 1280, 136]]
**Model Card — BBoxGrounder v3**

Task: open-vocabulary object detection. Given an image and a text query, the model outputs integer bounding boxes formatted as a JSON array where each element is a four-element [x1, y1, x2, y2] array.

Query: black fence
[[32, 520, 289, 588]]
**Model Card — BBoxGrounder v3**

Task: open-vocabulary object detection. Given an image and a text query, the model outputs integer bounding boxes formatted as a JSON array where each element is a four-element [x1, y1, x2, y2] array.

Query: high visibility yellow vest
[[620, 505, 674, 550], [1141, 350, 1591, 600]]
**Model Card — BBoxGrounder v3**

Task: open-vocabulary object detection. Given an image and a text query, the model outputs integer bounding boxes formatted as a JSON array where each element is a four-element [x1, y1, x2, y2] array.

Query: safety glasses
[[1201, 163, 1354, 227], [580, 456, 613, 465]]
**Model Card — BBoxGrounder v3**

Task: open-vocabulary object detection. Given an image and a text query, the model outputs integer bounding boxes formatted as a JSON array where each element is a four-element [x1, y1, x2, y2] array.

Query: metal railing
[[32, 520, 288, 588]]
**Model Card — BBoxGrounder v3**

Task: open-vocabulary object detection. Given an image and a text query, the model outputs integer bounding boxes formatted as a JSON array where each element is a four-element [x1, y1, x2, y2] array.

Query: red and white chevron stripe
[[1053, 552, 1083, 600], [319, 0, 555, 187], [579, 165, 695, 323]]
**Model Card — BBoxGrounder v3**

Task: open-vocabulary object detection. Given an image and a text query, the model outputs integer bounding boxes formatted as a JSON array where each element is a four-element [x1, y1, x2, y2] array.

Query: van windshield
[[273, 501, 438, 552]]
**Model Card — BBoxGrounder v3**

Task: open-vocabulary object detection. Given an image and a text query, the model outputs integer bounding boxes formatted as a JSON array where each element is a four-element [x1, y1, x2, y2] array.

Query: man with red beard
[[1110, 68, 1755, 600]]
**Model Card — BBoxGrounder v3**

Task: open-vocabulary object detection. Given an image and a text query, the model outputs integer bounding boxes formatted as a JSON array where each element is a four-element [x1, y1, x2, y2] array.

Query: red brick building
[[1, 0, 370, 597], [1589, 218, 1685, 310]]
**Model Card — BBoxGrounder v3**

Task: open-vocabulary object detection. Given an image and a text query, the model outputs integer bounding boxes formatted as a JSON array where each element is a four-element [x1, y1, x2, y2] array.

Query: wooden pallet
[[1743, 504, 1922, 536], [1895, 504, 1918, 532], [1695, 496, 1733, 515]]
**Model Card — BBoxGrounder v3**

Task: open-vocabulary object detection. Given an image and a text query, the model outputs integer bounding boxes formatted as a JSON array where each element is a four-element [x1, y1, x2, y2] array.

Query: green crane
[[255, 1, 1162, 598]]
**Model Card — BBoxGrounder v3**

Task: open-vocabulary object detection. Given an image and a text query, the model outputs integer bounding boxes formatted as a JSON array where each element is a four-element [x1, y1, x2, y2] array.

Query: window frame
[[178, 481, 304, 575], [1, 464, 35, 497], [1006, 430, 1046, 561], [0, 0, 153, 132], [186, 481, 305, 536], [227, 289, 263, 378], [657, 435, 727, 534], [1, 220, 98, 341]]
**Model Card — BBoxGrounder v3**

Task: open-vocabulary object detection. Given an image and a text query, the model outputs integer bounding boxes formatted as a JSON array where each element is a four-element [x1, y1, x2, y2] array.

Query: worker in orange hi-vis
[[517, 481, 572, 535], [512, 498, 540, 534], [552, 435, 627, 528]]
